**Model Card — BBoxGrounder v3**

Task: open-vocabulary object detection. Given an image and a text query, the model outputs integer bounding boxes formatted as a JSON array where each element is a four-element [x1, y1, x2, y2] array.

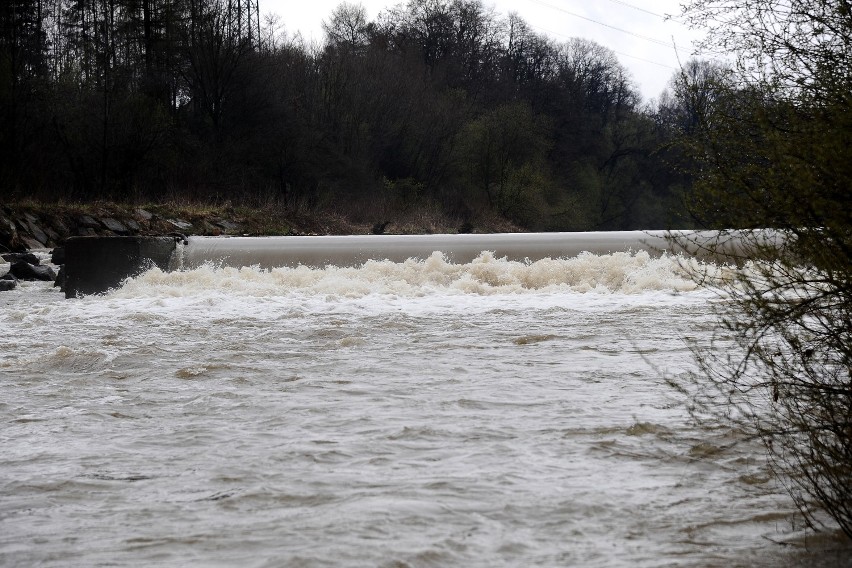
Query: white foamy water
[[1, 251, 849, 567]]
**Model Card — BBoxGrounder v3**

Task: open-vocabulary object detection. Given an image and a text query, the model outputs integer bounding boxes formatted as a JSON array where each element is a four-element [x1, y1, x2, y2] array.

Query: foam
[[113, 250, 715, 299]]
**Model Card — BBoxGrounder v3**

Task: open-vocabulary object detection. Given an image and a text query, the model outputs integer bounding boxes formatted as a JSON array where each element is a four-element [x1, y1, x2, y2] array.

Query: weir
[[61, 230, 760, 297]]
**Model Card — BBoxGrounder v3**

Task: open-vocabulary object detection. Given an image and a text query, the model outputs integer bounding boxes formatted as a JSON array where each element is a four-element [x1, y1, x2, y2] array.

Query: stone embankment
[[0, 205, 245, 253], [1, 251, 59, 291], [0, 203, 520, 293], [0, 204, 254, 293]]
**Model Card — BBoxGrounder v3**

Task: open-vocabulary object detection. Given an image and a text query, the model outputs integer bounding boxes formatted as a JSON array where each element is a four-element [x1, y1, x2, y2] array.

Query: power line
[[531, 23, 677, 70], [528, 0, 681, 50], [611, 49, 677, 70], [602, 0, 665, 19]]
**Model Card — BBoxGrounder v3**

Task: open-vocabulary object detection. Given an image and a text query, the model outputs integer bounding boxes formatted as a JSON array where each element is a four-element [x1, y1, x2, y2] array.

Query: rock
[[135, 208, 154, 221], [0, 213, 15, 238], [166, 218, 193, 230], [77, 214, 102, 229], [213, 219, 241, 232], [25, 220, 50, 246], [21, 236, 45, 250], [0, 217, 16, 253], [10, 261, 56, 281], [371, 221, 391, 235], [1, 272, 16, 280], [101, 217, 129, 234], [125, 219, 141, 232], [197, 220, 219, 235], [6, 234, 28, 253], [0, 277, 17, 291], [44, 225, 60, 243], [51, 247, 65, 265], [2, 252, 40, 265], [49, 217, 71, 238], [54, 265, 65, 290]]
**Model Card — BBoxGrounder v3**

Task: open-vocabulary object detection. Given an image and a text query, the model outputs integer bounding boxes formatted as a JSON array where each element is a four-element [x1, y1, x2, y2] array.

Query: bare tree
[[675, 0, 852, 538], [322, 2, 369, 52]]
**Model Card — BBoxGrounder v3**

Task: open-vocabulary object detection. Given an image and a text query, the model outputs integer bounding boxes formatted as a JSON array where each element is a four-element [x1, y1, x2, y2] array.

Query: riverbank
[[0, 201, 522, 252]]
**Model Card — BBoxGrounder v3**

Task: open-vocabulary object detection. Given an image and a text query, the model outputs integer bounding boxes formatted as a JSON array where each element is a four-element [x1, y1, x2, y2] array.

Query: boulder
[[0, 277, 17, 291], [101, 217, 129, 234], [6, 233, 28, 253], [0, 213, 15, 240], [2, 252, 40, 265], [54, 265, 65, 290], [25, 219, 49, 246], [135, 208, 154, 221], [43, 225, 60, 244], [51, 247, 66, 265], [371, 221, 390, 235], [77, 214, 102, 229], [21, 237, 45, 250], [214, 219, 241, 232], [10, 261, 56, 281], [167, 218, 193, 230], [200, 220, 222, 235], [49, 217, 71, 238]]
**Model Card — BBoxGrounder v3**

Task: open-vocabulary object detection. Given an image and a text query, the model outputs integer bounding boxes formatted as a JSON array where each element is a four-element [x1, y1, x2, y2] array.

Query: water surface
[[1, 251, 849, 566]]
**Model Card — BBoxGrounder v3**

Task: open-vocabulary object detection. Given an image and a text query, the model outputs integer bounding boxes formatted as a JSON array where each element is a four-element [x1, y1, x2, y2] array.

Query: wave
[[112, 250, 714, 298]]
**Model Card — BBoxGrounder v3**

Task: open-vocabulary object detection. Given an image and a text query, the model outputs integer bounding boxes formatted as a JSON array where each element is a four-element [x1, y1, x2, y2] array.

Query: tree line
[[1, 0, 697, 230]]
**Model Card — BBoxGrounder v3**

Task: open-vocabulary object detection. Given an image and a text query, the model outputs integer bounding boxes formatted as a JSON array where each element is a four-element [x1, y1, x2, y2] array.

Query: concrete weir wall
[[64, 236, 176, 298], [62, 230, 756, 297], [182, 231, 678, 269]]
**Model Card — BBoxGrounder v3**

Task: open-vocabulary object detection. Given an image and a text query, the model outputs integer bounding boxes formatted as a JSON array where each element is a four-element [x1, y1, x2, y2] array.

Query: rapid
[[1, 249, 849, 567]]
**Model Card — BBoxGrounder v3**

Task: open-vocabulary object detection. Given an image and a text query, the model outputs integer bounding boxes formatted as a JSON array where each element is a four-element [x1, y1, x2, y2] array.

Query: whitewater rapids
[[1, 250, 848, 567]]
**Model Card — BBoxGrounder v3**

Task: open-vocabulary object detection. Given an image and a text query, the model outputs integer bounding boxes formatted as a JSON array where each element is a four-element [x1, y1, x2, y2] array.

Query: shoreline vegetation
[[1, 0, 695, 236], [0, 200, 524, 252]]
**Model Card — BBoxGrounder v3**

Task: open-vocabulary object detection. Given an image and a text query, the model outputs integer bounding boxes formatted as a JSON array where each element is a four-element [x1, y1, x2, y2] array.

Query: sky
[[259, 0, 707, 102]]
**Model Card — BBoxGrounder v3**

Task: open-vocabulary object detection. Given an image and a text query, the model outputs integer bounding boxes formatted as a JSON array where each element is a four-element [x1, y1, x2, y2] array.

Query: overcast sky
[[259, 0, 707, 102]]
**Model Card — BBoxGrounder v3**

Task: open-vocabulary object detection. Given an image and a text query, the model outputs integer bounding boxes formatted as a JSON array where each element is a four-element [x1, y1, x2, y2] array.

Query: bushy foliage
[[673, 0, 852, 538]]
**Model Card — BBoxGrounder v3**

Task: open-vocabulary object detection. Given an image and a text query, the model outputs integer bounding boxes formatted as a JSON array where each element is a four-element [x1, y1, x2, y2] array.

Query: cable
[[528, 0, 681, 50], [602, 0, 665, 19], [531, 23, 678, 70], [611, 50, 677, 69]]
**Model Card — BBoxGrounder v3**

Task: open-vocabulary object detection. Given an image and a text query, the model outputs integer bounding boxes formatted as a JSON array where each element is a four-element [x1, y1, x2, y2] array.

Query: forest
[[0, 0, 700, 231]]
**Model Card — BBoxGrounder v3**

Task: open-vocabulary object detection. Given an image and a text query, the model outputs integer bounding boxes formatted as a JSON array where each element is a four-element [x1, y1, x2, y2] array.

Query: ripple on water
[[0, 267, 847, 567]]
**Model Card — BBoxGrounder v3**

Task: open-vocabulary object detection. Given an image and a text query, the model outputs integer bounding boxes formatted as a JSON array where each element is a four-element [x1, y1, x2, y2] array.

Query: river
[[1, 249, 849, 566]]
